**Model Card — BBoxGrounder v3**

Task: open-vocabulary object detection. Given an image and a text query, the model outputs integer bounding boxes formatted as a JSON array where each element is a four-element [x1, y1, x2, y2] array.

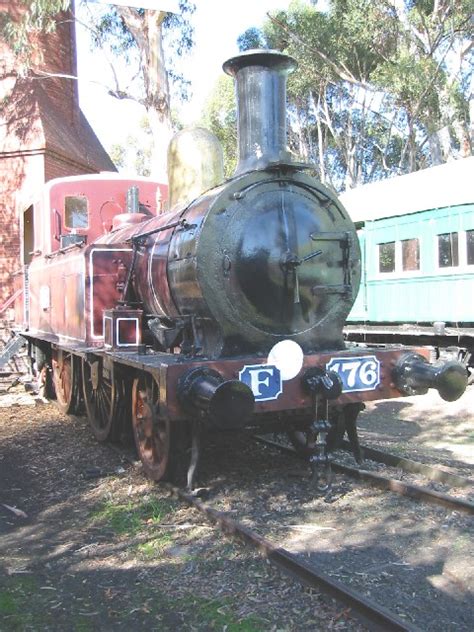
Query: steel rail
[[333, 462, 474, 514], [168, 483, 419, 632], [107, 440, 425, 629], [340, 440, 473, 488], [255, 437, 474, 515]]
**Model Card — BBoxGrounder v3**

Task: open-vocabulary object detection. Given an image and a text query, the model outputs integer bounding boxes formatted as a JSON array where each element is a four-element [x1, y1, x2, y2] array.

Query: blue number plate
[[326, 356, 381, 393]]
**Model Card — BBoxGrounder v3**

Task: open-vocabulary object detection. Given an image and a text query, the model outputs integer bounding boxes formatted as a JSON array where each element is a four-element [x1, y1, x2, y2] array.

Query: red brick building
[[0, 0, 116, 319]]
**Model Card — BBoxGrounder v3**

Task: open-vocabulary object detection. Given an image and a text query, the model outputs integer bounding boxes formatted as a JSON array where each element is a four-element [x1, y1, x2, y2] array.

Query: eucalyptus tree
[[240, 1, 403, 190], [372, 0, 473, 168], [200, 74, 238, 178], [1, 0, 196, 178], [236, 0, 472, 189]]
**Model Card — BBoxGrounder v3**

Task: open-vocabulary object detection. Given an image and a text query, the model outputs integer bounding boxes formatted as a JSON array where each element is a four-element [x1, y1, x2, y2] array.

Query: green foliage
[[89, 1, 195, 102], [201, 74, 238, 177], [232, 0, 472, 188], [0, 558, 267, 630], [0, 576, 41, 628], [108, 143, 126, 171], [93, 9, 136, 60], [237, 26, 267, 52], [0, 0, 71, 66], [136, 533, 173, 557], [163, 0, 195, 57], [108, 114, 154, 175], [186, 597, 266, 631]]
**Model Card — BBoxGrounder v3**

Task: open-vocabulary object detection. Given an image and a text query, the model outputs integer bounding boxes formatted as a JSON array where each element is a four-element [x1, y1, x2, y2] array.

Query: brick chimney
[[0, 0, 116, 309]]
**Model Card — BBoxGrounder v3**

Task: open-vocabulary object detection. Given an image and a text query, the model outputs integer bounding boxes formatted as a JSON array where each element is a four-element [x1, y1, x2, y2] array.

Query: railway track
[[254, 435, 474, 515], [170, 483, 420, 632], [108, 433, 472, 632], [340, 440, 473, 488], [108, 443, 414, 630]]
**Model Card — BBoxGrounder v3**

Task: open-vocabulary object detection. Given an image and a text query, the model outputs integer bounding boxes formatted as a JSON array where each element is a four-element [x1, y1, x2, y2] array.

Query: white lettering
[[341, 361, 360, 388], [247, 368, 274, 397], [327, 356, 380, 392]]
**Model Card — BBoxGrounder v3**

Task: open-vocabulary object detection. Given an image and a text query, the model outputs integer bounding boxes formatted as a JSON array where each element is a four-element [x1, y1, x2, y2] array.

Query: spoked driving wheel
[[82, 356, 120, 442], [132, 373, 175, 481], [51, 348, 80, 414]]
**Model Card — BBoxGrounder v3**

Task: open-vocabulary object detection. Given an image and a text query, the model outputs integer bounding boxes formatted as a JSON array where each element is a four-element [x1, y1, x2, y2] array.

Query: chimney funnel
[[223, 49, 297, 177]]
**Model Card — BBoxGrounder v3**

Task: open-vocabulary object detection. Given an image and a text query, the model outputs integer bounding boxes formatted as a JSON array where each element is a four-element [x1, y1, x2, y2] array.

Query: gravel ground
[[358, 387, 474, 472], [0, 384, 472, 631], [195, 386, 474, 632], [0, 389, 366, 632]]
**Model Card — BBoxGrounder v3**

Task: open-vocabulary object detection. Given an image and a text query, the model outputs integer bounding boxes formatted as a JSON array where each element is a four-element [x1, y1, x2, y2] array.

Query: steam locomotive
[[15, 50, 468, 490]]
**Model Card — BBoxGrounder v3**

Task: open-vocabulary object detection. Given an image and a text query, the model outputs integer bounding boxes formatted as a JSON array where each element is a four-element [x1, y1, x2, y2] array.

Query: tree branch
[[31, 68, 145, 106], [266, 12, 373, 90]]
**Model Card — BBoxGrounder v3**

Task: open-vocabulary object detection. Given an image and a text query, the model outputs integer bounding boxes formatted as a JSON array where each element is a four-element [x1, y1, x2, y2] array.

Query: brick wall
[[31, 18, 79, 131], [44, 153, 92, 182], [0, 156, 24, 306]]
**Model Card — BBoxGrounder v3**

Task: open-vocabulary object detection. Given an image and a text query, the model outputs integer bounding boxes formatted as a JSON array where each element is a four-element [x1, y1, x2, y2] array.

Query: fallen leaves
[[2, 503, 27, 518]]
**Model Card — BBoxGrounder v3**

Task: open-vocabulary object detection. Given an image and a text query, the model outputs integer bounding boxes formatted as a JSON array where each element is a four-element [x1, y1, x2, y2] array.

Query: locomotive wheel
[[51, 348, 80, 414], [82, 357, 120, 442], [132, 373, 175, 481]]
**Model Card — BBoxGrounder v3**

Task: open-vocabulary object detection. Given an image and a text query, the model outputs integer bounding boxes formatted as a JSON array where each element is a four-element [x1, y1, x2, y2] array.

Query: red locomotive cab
[[43, 173, 167, 252], [21, 174, 167, 346]]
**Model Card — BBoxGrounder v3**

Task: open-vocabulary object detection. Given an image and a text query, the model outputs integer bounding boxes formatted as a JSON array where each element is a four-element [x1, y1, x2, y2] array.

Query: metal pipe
[[126, 186, 140, 213], [223, 49, 297, 176]]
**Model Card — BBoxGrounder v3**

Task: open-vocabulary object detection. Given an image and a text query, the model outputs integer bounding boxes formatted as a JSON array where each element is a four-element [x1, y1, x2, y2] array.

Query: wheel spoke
[[132, 374, 174, 482], [82, 358, 123, 442], [52, 349, 79, 414]]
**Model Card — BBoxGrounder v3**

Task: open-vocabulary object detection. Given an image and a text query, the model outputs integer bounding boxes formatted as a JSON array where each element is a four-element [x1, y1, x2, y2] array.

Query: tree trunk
[[143, 10, 171, 180], [147, 106, 172, 181], [118, 8, 172, 180]]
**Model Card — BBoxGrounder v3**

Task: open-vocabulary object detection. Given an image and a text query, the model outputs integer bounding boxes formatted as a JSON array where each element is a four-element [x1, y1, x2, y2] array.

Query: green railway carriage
[[341, 157, 474, 380]]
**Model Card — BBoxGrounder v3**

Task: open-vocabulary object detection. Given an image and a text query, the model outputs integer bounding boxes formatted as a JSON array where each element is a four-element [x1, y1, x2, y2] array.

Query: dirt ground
[[0, 383, 472, 631], [0, 390, 366, 632], [196, 386, 473, 632], [358, 386, 474, 472]]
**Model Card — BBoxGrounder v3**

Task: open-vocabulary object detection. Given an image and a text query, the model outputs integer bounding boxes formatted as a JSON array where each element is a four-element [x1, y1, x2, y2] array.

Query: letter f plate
[[239, 364, 283, 401]]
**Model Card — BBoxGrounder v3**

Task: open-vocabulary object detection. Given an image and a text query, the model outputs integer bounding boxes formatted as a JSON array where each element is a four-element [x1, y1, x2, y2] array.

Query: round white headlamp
[[267, 340, 304, 381]]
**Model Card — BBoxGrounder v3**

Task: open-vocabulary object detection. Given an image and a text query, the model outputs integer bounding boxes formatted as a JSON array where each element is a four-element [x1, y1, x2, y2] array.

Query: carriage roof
[[339, 157, 474, 224]]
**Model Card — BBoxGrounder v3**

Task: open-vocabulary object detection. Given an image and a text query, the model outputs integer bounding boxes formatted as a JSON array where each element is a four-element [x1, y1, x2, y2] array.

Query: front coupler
[[302, 368, 342, 492]]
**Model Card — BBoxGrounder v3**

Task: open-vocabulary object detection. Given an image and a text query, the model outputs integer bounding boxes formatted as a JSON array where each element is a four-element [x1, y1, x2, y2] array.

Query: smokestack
[[223, 49, 297, 177]]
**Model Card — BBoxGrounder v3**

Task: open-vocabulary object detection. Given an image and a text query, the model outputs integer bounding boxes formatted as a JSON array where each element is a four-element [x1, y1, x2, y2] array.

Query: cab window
[[65, 196, 88, 229]]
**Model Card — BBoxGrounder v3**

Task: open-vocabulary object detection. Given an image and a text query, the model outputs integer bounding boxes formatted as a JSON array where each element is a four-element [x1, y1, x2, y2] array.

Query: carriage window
[[467, 230, 474, 265], [65, 196, 88, 229], [402, 238, 420, 271], [438, 232, 459, 267], [378, 242, 395, 273]]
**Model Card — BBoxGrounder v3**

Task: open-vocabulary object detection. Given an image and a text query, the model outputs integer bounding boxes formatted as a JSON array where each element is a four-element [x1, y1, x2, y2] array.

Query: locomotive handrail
[[128, 218, 193, 244], [44, 241, 85, 259], [310, 230, 352, 242], [121, 218, 193, 303]]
